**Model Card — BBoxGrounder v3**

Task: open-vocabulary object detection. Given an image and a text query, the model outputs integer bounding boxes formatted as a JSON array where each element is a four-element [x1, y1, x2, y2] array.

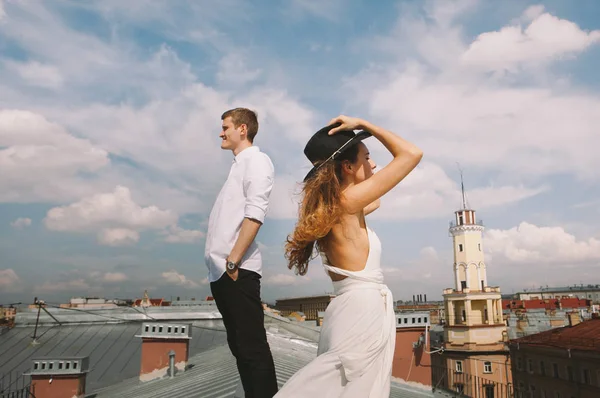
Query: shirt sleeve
[[243, 153, 275, 224]]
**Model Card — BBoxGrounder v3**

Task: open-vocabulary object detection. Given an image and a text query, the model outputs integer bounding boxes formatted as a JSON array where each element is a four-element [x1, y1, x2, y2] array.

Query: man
[[205, 107, 278, 397]]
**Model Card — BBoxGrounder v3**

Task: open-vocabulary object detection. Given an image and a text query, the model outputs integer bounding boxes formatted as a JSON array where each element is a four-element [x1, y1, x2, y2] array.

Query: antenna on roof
[[456, 162, 469, 209]]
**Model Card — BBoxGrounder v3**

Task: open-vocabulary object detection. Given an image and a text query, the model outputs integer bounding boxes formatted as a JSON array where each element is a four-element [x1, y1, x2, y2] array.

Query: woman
[[276, 115, 423, 397]]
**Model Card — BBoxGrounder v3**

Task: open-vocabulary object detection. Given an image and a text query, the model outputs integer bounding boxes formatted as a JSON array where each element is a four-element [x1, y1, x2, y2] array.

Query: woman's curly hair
[[284, 144, 360, 275]]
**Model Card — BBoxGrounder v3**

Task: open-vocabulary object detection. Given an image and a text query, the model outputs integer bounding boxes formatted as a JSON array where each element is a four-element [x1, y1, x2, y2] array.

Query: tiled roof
[[88, 327, 437, 398], [511, 318, 600, 352], [0, 321, 227, 392]]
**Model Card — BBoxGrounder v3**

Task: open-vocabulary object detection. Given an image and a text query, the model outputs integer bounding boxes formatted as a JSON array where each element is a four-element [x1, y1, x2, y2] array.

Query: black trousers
[[210, 269, 278, 398]]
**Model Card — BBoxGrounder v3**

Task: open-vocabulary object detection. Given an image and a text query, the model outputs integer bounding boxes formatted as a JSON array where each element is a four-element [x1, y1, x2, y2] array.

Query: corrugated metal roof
[[0, 321, 227, 392], [505, 308, 570, 339], [88, 327, 436, 398]]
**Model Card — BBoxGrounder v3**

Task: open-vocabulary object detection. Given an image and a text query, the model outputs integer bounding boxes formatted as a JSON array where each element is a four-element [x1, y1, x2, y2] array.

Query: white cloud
[[462, 7, 600, 72], [370, 162, 546, 220], [216, 53, 262, 86], [44, 185, 176, 232], [349, 7, 600, 182], [267, 174, 302, 219], [0, 269, 21, 292], [285, 0, 343, 20], [520, 5, 546, 23], [102, 272, 128, 283], [43, 186, 194, 246], [34, 278, 90, 293], [10, 217, 32, 228], [0, 110, 110, 203], [0, 0, 6, 20], [162, 226, 204, 244], [264, 273, 311, 286], [485, 222, 600, 264], [382, 245, 452, 300], [5, 60, 64, 88], [98, 228, 140, 246], [161, 270, 199, 288]]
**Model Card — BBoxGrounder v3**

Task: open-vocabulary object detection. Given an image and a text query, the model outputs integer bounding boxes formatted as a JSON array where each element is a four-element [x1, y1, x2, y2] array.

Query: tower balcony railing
[[449, 220, 484, 228]]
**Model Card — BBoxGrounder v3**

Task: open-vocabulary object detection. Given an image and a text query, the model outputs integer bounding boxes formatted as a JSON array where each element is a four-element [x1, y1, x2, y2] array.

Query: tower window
[[484, 361, 492, 373], [455, 361, 463, 373], [458, 244, 463, 252], [478, 243, 481, 251]]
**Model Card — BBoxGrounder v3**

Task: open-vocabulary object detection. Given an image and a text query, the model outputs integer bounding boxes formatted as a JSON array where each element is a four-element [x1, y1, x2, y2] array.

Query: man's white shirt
[[204, 146, 275, 283]]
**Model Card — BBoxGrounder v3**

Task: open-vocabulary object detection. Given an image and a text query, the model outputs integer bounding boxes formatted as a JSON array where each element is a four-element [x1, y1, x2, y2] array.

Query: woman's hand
[[327, 115, 365, 135]]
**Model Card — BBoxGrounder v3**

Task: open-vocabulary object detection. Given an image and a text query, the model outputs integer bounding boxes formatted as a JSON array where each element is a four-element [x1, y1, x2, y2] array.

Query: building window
[[527, 359, 533, 373], [455, 361, 463, 373], [553, 363, 559, 378], [529, 385, 536, 397], [412, 317, 415, 323], [478, 243, 481, 251], [461, 281, 467, 290], [517, 382, 525, 398], [540, 361, 545, 376], [582, 369, 590, 384], [484, 384, 494, 398], [517, 357, 523, 371], [458, 244, 463, 252], [484, 361, 492, 373], [567, 366, 574, 381], [455, 383, 464, 393], [404, 318, 408, 324]]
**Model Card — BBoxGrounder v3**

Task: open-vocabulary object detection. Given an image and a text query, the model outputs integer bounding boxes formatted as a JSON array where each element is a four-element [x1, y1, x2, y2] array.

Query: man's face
[[220, 116, 244, 151]]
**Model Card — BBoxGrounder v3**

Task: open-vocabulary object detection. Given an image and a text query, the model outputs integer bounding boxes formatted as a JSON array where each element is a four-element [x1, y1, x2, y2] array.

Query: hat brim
[[303, 130, 371, 182]]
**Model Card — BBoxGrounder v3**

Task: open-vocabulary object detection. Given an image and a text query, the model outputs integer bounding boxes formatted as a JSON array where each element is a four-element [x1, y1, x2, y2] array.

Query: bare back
[[322, 211, 370, 281]]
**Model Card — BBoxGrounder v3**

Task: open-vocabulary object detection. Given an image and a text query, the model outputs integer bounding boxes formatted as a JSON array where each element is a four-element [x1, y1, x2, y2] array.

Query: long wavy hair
[[285, 144, 360, 276]]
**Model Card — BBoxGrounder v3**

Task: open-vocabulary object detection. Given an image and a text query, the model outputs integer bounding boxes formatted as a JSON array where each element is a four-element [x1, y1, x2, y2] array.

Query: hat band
[[314, 137, 355, 172]]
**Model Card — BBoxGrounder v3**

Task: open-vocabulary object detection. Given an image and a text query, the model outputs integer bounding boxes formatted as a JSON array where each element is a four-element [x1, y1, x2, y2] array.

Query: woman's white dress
[[275, 226, 396, 397]]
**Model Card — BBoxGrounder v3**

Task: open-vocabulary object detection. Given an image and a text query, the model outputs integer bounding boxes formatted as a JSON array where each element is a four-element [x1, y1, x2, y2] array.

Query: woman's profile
[[275, 115, 423, 397]]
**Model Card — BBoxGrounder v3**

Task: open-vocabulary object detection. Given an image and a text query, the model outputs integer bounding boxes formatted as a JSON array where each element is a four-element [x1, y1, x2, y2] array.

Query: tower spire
[[457, 162, 468, 210]]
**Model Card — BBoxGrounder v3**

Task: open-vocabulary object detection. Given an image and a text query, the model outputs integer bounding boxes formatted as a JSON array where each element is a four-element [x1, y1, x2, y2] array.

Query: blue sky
[[1, 0, 600, 305]]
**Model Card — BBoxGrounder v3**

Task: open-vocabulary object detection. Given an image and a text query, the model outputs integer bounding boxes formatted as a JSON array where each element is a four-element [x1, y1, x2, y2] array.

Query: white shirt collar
[[234, 146, 259, 163]]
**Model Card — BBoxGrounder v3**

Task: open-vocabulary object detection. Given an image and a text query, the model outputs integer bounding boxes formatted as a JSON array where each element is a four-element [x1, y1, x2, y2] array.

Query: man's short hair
[[221, 108, 259, 142]]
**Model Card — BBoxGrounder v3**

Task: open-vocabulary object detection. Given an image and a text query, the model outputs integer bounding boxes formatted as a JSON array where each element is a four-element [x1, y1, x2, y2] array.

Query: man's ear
[[239, 123, 248, 138]]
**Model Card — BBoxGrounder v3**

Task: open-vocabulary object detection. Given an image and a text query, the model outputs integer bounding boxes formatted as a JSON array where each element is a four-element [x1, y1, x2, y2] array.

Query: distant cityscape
[[1, 205, 599, 398]]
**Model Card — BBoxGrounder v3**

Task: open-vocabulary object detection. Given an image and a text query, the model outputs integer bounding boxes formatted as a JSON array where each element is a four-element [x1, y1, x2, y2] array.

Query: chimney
[[27, 357, 90, 398], [137, 322, 191, 382], [567, 312, 581, 327], [424, 294, 427, 303], [413, 295, 415, 304]]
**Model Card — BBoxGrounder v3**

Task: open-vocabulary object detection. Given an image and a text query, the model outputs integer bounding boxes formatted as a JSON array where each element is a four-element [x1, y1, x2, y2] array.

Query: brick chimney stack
[[137, 322, 192, 382], [27, 357, 90, 398], [567, 311, 581, 327]]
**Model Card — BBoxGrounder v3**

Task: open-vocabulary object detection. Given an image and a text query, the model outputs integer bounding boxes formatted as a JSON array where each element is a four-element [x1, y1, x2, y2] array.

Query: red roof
[[512, 318, 600, 352], [503, 298, 590, 310]]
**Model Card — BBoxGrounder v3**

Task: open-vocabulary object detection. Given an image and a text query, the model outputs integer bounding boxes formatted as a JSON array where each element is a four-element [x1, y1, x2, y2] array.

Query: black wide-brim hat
[[303, 122, 371, 182]]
